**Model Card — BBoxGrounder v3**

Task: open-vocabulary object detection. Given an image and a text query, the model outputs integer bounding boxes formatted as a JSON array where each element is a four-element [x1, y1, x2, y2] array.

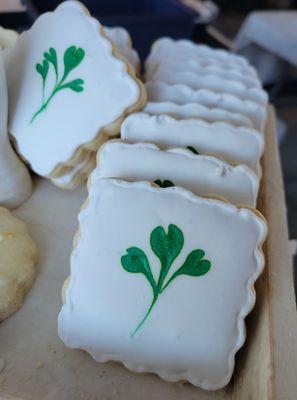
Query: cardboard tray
[[0, 106, 296, 400]]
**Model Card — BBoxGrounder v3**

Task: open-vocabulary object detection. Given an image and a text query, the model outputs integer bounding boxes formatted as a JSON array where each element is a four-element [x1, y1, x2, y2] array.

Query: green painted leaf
[[154, 179, 175, 188], [120, 224, 212, 335], [60, 79, 84, 92], [44, 47, 58, 73], [63, 46, 85, 78], [150, 224, 184, 290], [121, 247, 157, 294], [36, 59, 49, 81], [187, 146, 199, 155], [160, 249, 211, 293], [174, 249, 211, 277]]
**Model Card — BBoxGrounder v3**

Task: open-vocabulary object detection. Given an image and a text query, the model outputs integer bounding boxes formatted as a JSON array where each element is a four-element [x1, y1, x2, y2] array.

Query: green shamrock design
[[121, 224, 211, 336], [154, 179, 175, 188], [31, 46, 85, 123]]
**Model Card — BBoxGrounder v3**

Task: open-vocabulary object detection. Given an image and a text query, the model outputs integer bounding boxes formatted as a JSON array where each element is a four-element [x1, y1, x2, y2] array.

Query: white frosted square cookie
[[145, 38, 258, 79], [121, 113, 264, 175], [58, 178, 267, 390], [104, 26, 140, 74], [4, 1, 145, 178], [150, 68, 267, 105], [143, 101, 253, 128], [145, 82, 267, 132], [146, 58, 261, 88], [93, 141, 259, 206]]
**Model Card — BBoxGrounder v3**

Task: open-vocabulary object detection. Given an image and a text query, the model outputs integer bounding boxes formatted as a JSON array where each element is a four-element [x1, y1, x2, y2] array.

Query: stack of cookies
[[59, 30, 268, 390], [4, 1, 146, 190]]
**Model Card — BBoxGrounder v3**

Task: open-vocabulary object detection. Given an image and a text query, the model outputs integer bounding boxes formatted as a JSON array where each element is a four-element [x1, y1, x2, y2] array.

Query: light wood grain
[[0, 106, 296, 400], [262, 106, 297, 400]]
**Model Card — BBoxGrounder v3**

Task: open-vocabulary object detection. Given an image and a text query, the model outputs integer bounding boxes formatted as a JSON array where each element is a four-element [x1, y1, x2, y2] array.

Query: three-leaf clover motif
[[31, 45, 85, 123], [121, 224, 211, 336]]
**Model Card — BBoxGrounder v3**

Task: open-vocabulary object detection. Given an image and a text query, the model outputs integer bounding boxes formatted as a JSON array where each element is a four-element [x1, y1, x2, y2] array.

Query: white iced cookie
[[58, 178, 267, 390], [0, 48, 32, 209], [146, 82, 266, 132], [150, 68, 267, 105], [147, 58, 261, 89], [121, 113, 264, 175], [104, 26, 140, 74], [0, 26, 18, 49], [145, 37, 258, 79], [0, 207, 38, 321], [143, 101, 253, 128], [93, 141, 259, 206], [4, 1, 145, 178], [104, 26, 132, 48]]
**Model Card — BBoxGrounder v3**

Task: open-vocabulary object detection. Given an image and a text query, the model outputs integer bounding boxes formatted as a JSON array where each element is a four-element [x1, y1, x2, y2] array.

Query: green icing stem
[[121, 224, 212, 336]]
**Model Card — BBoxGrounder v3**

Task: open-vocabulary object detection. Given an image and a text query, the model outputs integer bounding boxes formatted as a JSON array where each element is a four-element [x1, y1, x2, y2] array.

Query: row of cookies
[[95, 37, 268, 209], [59, 36, 267, 390], [3, 1, 146, 189], [53, 35, 268, 191]]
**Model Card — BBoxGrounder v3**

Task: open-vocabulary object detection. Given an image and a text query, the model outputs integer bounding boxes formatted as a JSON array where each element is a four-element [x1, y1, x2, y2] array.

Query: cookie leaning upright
[[4, 1, 146, 179], [0, 207, 38, 322]]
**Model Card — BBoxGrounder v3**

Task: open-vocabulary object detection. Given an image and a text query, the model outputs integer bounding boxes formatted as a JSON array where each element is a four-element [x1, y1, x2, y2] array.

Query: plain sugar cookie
[[0, 207, 38, 322]]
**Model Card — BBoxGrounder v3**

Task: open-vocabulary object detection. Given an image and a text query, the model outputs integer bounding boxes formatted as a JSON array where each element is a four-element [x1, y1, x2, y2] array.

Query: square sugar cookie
[[145, 38, 258, 79], [4, 1, 145, 178], [93, 141, 259, 207], [121, 113, 264, 175], [143, 101, 253, 128], [145, 82, 267, 132], [58, 179, 267, 390]]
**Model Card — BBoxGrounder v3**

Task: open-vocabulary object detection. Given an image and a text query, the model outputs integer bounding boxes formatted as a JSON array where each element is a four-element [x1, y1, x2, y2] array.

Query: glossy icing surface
[[58, 179, 267, 390], [150, 68, 267, 105], [146, 58, 261, 88], [121, 113, 264, 175], [145, 38, 258, 78], [144, 101, 253, 128], [104, 26, 139, 71], [145, 82, 266, 131], [4, 1, 141, 176], [93, 141, 259, 206]]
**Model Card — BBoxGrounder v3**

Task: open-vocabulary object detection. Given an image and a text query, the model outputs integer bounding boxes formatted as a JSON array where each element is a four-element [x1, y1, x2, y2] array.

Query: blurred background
[[1, 0, 297, 293]]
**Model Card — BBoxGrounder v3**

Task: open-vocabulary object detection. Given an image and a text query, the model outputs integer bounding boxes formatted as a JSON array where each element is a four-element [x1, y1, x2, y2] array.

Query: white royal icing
[[92, 141, 259, 206], [146, 58, 261, 89], [4, 1, 142, 176], [150, 68, 267, 105], [121, 113, 264, 175], [58, 178, 267, 390], [143, 101, 253, 128], [145, 82, 266, 132], [104, 26, 132, 48], [0, 48, 32, 209], [145, 38, 258, 78], [104, 26, 140, 71]]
